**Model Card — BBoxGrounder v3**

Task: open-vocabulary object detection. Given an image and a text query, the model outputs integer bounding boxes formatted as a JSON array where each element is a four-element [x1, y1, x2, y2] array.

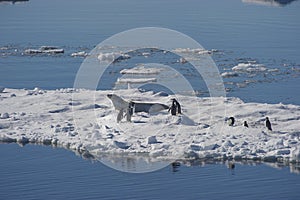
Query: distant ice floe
[[24, 46, 64, 54], [120, 66, 163, 75], [173, 48, 218, 55], [242, 0, 297, 7], [221, 72, 239, 78], [1, 88, 300, 166], [232, 62, 267, 72], [97, 52, 130, 62], [71, 51, 88, 57], [116, 78, 157, 84]]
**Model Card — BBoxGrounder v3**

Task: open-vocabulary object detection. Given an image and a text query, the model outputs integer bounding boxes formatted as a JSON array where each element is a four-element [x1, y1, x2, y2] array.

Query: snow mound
[[1, 88, 300, 164]]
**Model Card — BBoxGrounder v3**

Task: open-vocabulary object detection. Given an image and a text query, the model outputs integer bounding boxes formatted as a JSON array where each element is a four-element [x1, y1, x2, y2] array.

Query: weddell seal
[[107, 94, 169, 122]]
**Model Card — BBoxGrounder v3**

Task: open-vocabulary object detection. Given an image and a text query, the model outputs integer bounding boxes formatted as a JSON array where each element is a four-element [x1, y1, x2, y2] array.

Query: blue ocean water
[[1, 0, 300, 103], [0, 144, 300, 200], [1, 0, 300, 199]]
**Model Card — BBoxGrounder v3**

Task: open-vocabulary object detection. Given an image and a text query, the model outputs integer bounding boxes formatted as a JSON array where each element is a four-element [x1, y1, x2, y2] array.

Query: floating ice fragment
[[232, 63, 267, 72], [71, 51, 88, 57], [97, 52, 130, 62], [120, 66, 162, 75], [221, 71, 239, 78], [24, 46, 64, 54]]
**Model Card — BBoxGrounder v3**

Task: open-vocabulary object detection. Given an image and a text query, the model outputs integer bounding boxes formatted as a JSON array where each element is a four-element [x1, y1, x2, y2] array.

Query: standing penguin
[[266, 117, 272, 131], [169, 101, 177, 116], [126, 101, 134, 122], [173, 99, 181, 114], [244, 121, 249, 128], [228, 117, 235, 126]]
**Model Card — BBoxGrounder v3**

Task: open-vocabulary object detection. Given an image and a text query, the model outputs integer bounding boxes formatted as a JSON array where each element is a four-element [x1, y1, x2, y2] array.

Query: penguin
[[228, 117, 235, 126], [169, 101, 177, 116], [266, 117, 272, 131], [126, 101, 134, 122], [173, 99, 182, 114], [244, 121, 249, 128]]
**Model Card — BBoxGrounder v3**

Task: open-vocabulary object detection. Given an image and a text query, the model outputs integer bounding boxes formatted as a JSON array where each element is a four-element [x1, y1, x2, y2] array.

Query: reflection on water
[[82, 148, 300, 174], [3, 141, 300, 174], [0, 0, 29, 4], [242, 0, 298, 6], [1, 143, 300, 200]]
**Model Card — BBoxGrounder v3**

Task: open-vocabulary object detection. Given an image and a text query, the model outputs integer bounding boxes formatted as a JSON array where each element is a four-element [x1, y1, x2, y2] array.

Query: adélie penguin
[[228, 117, 235, 126], [266, 117, 272, 131]]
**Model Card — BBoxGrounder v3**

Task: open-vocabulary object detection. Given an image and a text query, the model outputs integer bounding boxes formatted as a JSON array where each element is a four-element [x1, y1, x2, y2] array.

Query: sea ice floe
[[24, 46, 64, 54], [120, 66, 163, 75], [97, 52, 130, 62], [71, 51, 88, 57], [232, 62, 267, 72], [0, 88, 300, 164]]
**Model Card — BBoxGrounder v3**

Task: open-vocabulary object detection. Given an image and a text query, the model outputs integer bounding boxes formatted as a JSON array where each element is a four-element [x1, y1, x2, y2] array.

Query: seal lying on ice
[[107, 94, 169, 122]]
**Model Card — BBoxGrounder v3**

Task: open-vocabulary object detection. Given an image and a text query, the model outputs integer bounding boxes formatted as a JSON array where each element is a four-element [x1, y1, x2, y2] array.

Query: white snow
[[0, 88, 300, 164]]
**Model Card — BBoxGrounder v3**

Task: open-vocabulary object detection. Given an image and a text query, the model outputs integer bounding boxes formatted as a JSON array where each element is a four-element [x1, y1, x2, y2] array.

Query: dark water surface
[[0, 144, 300, 200]]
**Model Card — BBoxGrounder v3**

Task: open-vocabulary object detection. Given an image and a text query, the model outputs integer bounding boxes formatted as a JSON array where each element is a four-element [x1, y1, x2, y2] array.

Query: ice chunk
[[221, 72, 239, 78], [24, 46, 64, 54], [71, 51, 88, 57], [232, 63, 267, 72], [120, 66, 162, 75], [1, 113, 9, 119], [147, 136, 158, 144], [97, 52, 130, 62]]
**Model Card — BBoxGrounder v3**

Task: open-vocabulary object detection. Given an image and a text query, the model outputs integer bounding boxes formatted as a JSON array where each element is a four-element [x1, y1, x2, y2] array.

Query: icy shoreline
[[0, 88, 300, 164]]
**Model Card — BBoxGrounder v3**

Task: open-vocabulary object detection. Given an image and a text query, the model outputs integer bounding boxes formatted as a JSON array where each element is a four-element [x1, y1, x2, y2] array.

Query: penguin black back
[[228, 117, 235, 126], [244, 121, 249, 128], [266, 117, 272, 131]]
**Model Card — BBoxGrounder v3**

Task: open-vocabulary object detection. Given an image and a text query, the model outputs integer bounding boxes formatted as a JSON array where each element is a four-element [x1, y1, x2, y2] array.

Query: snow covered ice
[[0, 87, 300, 164]]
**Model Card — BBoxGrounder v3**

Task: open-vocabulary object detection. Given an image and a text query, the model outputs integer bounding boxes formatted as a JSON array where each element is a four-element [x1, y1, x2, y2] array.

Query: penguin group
[[226, 116, 272, 131]]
